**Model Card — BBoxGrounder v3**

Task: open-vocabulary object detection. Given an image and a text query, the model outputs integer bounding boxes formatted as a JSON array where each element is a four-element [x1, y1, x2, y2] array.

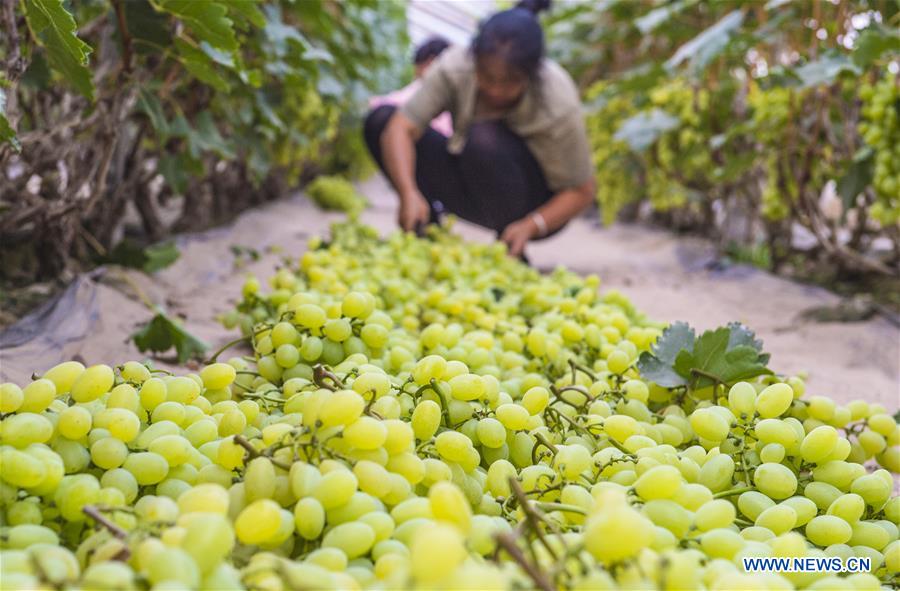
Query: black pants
[[363, 105, 554, 235]]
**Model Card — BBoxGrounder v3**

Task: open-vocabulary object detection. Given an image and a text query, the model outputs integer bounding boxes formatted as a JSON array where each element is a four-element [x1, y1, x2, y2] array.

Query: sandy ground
[[1, 174, 898, 411]]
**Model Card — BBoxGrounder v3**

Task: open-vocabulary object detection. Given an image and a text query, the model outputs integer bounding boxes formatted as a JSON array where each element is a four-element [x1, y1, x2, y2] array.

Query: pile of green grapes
[[2, 222, 898, 590]]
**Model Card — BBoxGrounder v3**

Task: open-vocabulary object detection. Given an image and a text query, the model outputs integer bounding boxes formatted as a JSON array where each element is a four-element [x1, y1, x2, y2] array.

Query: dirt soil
[[1, 174, 897, 411]]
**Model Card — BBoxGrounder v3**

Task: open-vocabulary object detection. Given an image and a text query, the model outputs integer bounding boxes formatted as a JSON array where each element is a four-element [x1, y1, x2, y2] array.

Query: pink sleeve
[[369, 80, 451, 137], [368, 82, 420, 110], [431, 112, 453, 137]]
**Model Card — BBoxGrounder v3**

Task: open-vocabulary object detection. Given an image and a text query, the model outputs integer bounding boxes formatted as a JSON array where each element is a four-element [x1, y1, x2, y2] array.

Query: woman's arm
[[500, 177, 596, 257], [381, 111, 431, 232]]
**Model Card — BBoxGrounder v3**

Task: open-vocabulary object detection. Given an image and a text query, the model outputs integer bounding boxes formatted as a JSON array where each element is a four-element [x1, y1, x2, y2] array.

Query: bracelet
[[530, 211, 548, 237]]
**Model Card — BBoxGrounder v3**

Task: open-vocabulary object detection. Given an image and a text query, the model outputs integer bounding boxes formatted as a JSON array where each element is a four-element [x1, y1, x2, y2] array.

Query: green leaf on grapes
[[674, 326, 772, 389], [131, 309, 207, 363], [636, 322, 695, 387], [637, 355, 687, 388], [725, 323, 767, 348], [655, 322, 697, 361], [639, 322, 771, 389], [21, 0, 95, 100]]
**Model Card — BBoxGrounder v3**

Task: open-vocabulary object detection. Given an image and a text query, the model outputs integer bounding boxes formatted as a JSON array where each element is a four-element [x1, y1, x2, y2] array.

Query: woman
[[363, 0, 595, 258]]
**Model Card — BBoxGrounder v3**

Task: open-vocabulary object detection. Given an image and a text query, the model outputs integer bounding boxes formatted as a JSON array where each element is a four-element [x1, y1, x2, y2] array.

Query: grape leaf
[[637, 355, 688, 387], [638, 322, 771, 389], [224, 0, 266, 29], [173, 38, 231, 92], [614, 109, 680, 152], [158, 155, 187, 193], [836, 153, 873, 218], [637, 322, 695, 387], [124, 0, 172, 54], [0, 89, 19, 152], [725, 323, 757, 350], [151, 0, 238, 51], [793, 53, 861, 88], [140, 241, 181, 273], [22, 0, 94, 100], [726, 321, 768, 363], [131, 308, 207, 363], [635, 0, 698, 34], [189, 112, 235, 159], [853, 25, 900, 68], [137, 88, 169, 137], [674, 326, 772, 388], [107, 239, 180, 273], [665, 10, 744, 74]]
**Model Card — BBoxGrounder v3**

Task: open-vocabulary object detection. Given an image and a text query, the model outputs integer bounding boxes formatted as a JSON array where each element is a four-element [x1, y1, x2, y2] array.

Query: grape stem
[[532, 431, 558, 465], [545, 407, 595, 442], [83, 505, 132, 561], [568, 359, 597, 382], [424, 379, 451, 428], [232, 434, 292, 471], [493, 531, 555, 591], [736, 437, 752, 487], [240, 390, 286, 404], [312, 364, 344, 391], [112, 271, 157, 311], [712, 485, 755, 499], [508, 476, 563, 561], [550, 385, 594, 409], [204, 336, 251, 364], [533, 501, 588, 516], [83, 505, 128, 539]]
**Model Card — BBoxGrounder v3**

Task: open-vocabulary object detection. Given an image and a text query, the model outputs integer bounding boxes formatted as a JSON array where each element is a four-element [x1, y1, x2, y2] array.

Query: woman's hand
[[398, 190, 431, 232], [500, 216, 538, 258]]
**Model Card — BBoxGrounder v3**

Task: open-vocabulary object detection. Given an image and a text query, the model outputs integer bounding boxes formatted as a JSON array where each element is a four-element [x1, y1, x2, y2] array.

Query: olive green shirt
[[400, 46, 593, 192]]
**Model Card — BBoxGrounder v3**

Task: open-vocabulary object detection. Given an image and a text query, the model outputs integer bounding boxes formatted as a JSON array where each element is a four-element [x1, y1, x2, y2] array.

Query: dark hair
[[516, 0, 552, 15], [414, 36, 451, 65], [471, 0, 551, 78]]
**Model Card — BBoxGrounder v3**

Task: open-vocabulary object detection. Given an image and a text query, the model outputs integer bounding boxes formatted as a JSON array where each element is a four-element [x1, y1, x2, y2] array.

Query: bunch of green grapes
[[645, 80, 713, 211], [305, 175, 367, 216], [859, 76, 900, 226], [584, 83, 642, 224], [1, 221, 898, 591], [271, 88, 342, 185], [749, 83, 800, 221]]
